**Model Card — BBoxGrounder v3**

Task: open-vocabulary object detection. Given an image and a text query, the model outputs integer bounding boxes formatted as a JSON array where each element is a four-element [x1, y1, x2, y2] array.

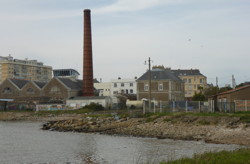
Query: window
[[27, 88, 34, 94], [183, 79, 187, 83], [114, 83, 117, 87], [121, 83, 124, 87], [158, 83, 163, 91], [144, 84, 149, 91], [200, 79, 203, 83], [188, 79, 191, 83], [50, 86, 60, 94], [3, 87, 12, 94], [130, 89, 133, 93], [130, 83, 133, 87]]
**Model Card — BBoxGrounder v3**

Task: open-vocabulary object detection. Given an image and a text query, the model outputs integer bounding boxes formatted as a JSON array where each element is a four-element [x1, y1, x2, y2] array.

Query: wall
[[217, 86, 250, 102]]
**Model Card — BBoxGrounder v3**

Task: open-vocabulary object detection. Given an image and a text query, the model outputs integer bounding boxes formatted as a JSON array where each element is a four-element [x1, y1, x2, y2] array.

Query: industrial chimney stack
[[82, 9, 94, 96]]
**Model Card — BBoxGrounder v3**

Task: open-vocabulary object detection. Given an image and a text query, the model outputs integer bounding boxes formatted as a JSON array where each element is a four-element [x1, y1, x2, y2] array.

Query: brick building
[[137, 67, 185, 102], [0, 77, 84, 104], [215, 85, 250, 102]]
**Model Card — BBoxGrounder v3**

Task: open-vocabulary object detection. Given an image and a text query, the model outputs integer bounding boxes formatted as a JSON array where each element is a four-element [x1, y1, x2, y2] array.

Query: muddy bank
[[42, 115, 250, 146]]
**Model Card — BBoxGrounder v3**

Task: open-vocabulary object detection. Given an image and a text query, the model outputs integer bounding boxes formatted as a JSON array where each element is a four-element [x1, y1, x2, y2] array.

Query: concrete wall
[[66, 97, 112, 109]]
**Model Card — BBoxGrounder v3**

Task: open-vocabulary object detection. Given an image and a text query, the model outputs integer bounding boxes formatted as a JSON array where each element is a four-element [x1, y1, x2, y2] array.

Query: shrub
[[84, 103, 104, 111]]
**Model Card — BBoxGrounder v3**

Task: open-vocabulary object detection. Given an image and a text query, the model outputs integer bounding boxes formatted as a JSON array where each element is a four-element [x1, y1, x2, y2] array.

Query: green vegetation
[[34, 108, 91, 116], [161, 148, 250, 164]]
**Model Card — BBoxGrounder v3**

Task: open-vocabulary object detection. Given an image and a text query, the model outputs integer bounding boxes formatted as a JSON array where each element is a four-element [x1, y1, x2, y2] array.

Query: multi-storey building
[[171, 69, 207, 99], [0, 55, 52, 83], [137, 67, 185, 101], [110, 77, 137, 96]]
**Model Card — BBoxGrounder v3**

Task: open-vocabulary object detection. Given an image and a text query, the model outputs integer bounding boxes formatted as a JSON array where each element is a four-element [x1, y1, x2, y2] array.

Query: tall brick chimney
[[82, 9, 94, 96]]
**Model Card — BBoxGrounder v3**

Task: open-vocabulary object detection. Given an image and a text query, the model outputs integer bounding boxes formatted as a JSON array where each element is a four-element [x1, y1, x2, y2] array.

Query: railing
[[142, 100, 250, 113]]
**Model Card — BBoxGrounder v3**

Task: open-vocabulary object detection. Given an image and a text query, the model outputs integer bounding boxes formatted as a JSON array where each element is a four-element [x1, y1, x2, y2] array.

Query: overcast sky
[[0, 0, 249, 86]]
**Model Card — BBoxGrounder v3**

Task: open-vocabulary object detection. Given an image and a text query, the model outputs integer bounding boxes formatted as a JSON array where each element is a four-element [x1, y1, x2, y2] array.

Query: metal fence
[[143, 101, 211, 113], [235, 100, 250, 112], [142, 100, 250, 114]]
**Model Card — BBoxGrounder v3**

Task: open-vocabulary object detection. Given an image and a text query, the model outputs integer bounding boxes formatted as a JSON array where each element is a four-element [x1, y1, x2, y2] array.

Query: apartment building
[[110, 77, 137, 96], [0, 55, 52, 83], [171, 69, 207, 99]]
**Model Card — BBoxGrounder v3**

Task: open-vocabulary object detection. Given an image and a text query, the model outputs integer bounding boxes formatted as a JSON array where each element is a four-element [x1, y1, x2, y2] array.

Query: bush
[[84, 103, 104, 111]]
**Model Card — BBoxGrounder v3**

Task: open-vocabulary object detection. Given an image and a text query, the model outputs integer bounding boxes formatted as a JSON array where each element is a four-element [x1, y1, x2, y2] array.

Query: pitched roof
[[217, 85, 250, 96], [137, 68, 182, 81], [171, 69, 204, 76], [57, 78, 82, 90], [33, 81, 47, 89], [9, 79, 29, 89]]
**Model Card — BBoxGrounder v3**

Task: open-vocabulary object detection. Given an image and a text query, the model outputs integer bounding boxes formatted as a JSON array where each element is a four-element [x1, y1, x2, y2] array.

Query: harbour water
[[0, 121, 243, 164]]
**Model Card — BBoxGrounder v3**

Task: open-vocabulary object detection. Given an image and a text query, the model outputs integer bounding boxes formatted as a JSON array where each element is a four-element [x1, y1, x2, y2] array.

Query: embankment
[[41, 114, 250, 146]]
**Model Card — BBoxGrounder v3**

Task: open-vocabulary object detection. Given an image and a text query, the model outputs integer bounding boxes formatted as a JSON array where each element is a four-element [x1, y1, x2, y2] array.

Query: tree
[[219, 86, 232, 93], [203, 86, 219, 98], [192, 92, 205, 101]]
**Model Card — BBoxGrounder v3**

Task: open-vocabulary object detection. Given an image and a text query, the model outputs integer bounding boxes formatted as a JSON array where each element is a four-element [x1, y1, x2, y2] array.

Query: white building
[[94, 82, 111, 96], [110, 77, 137, 96]]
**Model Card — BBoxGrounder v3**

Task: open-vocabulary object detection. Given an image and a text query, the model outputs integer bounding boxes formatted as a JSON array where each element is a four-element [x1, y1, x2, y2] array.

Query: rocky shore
[[41, 114, 250, 146]]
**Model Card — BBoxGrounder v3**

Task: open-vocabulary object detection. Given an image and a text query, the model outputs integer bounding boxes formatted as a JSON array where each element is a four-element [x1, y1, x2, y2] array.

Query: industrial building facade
[[0, 55, 52, 84]]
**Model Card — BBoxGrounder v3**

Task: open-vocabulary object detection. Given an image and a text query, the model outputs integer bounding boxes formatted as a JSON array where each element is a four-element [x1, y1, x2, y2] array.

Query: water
[[0, 121, 243, 164]]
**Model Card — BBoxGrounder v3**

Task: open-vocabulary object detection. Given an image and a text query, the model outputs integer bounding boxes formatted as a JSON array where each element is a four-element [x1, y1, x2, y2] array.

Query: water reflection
[[0, 121, 243, 164]]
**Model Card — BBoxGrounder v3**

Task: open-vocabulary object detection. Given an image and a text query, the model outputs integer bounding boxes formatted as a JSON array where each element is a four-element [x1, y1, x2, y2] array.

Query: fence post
[[234, 100, 237, 112], [143, 100, 145, 114], [212, 100, 214, 113], [160, 101, 162, 113], [245, 100, 248, 112], [154, 99, 156, 113], [173, 101, 175, 112], [185, 101, 188, 113], [199, 101, 201, 113]]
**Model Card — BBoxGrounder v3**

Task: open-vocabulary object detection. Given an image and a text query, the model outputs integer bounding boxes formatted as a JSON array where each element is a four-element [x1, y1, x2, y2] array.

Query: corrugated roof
[[9, 79, 29, 89], [137, 69, 182, 81]]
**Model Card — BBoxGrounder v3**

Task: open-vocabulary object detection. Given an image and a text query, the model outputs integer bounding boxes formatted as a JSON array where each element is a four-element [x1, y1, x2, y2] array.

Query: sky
[[0, 0, 249, 87]]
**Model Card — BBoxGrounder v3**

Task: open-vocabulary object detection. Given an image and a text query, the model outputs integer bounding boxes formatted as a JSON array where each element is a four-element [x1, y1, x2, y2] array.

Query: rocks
[[40, 115, 250, 146]]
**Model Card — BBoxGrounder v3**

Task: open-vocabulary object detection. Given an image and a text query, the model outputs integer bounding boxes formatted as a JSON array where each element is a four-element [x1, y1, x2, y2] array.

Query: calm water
[[0, 121, 243, 164]]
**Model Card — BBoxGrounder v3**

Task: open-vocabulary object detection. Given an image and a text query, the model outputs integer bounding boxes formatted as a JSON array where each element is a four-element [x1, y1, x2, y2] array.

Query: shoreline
[[1, 111, 250, 146]]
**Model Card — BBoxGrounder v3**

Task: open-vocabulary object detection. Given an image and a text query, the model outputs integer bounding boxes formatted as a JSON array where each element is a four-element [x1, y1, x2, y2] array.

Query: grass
[[34, 108, 91, 116], [161, 148, 250, 164]]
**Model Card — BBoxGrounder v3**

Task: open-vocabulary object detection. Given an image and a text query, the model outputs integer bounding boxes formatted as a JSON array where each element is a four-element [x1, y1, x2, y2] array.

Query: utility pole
[[232, 75, 236, 89], [145, 57, 152, 112], [216, 77, 218, 88]]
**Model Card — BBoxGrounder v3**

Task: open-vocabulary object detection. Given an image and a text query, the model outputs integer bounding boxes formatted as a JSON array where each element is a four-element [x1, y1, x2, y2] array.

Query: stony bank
[[1, 111, 250, 146], [40, 112, 250, 146]]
